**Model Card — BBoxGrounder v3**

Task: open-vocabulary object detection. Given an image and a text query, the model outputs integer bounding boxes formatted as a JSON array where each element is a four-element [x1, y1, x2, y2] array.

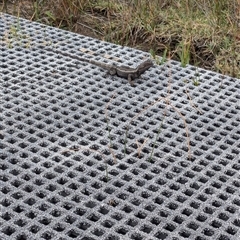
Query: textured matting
[[0, 14, 240, 240]]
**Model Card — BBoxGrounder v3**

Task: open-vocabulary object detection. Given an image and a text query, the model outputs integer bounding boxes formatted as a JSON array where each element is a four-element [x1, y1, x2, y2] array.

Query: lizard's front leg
[[128, 74, 134, 86]]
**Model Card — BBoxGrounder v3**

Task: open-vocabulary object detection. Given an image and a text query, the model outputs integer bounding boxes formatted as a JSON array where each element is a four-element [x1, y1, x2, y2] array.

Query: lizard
[[46, 48, 153, 85]]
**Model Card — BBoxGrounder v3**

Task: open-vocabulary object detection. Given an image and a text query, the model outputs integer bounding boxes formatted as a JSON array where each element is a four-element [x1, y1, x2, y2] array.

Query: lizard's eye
[[109, 68, 116, 75]]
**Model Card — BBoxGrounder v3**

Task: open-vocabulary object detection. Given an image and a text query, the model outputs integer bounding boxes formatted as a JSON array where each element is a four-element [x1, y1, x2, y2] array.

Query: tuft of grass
[[2, 7, 32, 48], [178, 39, 191, 67], [150, 48, 168, 65]]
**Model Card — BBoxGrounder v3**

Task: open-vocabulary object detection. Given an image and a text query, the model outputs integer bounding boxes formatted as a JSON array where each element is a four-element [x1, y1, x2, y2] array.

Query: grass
[[1, 0, 240, 78]]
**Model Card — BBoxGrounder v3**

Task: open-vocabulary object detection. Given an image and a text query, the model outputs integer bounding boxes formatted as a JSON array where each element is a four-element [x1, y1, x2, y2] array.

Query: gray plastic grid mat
[[0, 13, 240, 240]]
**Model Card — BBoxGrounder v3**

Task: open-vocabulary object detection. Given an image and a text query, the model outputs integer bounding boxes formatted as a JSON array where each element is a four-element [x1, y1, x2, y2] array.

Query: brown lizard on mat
[[46, 48, 153, 85]]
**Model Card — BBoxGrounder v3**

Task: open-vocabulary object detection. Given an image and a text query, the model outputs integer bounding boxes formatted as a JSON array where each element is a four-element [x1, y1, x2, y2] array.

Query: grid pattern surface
[[0, 14, 240, 240]]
